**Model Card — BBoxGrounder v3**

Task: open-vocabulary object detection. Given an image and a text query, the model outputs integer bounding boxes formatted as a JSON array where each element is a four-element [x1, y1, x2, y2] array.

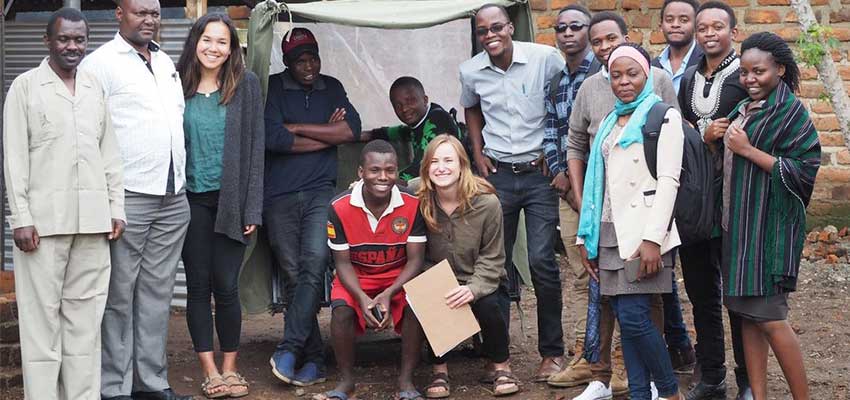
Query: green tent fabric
[[240, 0, 536, 314]]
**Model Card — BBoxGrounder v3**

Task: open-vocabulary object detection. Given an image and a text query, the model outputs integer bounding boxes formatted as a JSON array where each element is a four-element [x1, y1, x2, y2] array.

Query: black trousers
[[679, 237, 748, 387], [182, 191, 246, 353], [428, 286, 511, 364]]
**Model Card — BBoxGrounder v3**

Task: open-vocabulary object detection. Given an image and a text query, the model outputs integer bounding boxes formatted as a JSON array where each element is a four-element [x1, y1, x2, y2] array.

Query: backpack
[[642, 102, 715, 245]]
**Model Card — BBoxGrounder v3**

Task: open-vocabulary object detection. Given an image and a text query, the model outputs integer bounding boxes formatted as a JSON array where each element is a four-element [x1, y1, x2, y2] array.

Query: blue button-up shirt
[[657, 41, 697, 94], [542, 50, 596, 175]]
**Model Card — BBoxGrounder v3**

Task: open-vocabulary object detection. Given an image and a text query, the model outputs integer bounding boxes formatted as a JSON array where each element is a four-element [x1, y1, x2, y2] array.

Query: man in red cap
[[264, 27, 364, 386]]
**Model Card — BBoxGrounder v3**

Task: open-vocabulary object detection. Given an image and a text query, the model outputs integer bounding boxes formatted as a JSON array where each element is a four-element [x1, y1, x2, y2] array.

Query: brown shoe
[[532, 356, 564, 382], [610, 346, 628, 396], [546, 357, 592, 387]]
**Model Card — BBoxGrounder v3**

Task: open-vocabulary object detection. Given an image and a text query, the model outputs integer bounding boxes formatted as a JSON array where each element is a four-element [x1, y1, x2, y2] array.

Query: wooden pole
[[185, 0, 207, 20]]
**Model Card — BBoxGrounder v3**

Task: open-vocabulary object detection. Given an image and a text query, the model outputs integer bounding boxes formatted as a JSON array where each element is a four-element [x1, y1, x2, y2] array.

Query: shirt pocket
[[517, 90, 546, 122], [28, 109, 62, 149]]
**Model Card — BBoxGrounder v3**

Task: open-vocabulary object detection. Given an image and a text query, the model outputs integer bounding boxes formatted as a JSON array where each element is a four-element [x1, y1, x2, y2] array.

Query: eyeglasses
[[555, 23, 588, 33], [475, 22, 511, 37]]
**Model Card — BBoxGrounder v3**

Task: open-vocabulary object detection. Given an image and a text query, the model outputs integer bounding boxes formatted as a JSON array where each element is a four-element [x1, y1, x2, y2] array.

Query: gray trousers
[[15, 234, 110, 400], [100, 192, 190, 397]]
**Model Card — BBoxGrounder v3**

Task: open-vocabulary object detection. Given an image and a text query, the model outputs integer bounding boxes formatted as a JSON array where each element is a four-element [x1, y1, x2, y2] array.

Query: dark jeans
[[428, 286, 511, 364], [680, 237, 748, 386], [610, 294, 679, 400], [486, 167, 563, 357], [182, 191, 246, 353], [265, 186, 335, 364], [662, 270, 693, 351]]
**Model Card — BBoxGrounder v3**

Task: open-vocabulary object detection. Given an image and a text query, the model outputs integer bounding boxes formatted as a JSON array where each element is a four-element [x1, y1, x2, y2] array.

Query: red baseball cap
[[282, 28, 319, 62]]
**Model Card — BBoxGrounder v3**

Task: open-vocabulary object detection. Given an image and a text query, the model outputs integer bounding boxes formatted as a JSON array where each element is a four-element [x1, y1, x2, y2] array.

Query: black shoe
[[685, 379, 727, 400], [132, 389, 194, 400], [736, 385, 754, 400], [102, 396, 134, 400], [669, 346, 697, 374]]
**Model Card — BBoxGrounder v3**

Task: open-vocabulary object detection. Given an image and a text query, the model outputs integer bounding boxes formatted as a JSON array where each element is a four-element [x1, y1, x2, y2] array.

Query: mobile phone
[[371, 307, 384, 322]]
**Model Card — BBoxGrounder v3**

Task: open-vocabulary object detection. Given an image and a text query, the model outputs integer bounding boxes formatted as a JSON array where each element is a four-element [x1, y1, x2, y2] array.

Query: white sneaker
[[572, 380, 613, 400], [651, 381, 659, 400]]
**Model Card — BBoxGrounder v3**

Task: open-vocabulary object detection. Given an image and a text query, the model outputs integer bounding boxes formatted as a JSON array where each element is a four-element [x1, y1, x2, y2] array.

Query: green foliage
[[797, 24, 840, 67]]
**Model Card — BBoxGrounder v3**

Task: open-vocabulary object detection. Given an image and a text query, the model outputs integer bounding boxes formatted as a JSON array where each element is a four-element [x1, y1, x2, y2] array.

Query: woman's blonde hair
[[417, 135, 495, 232]]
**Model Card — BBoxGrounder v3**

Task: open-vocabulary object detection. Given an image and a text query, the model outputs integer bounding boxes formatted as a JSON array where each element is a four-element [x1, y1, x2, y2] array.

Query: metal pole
[[63, 0, 81, 9]]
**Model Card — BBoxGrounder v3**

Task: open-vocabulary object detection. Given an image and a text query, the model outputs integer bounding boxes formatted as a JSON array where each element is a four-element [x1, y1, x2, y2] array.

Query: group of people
[[2, 0, 821, 400]]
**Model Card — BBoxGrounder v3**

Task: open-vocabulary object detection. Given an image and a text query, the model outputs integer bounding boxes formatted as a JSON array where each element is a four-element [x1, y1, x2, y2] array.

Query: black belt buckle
[[511, 160, 537, 174]]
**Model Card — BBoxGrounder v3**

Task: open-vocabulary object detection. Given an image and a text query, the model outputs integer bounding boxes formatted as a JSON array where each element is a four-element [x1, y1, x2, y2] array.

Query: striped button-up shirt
[[81, 33, 186, 196]]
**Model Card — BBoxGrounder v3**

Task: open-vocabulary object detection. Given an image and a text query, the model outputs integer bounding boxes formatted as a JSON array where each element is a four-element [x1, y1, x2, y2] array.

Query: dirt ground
[[3, 257, 850, 400]]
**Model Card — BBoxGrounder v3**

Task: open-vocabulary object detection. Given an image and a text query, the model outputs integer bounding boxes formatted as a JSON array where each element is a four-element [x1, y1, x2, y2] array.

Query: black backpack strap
[[641, 103, 673, 180], [548, 71, 564, 107]]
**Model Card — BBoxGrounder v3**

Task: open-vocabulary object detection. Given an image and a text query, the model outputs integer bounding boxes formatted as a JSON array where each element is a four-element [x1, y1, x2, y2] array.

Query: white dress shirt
[[81, 32, 186, 196]]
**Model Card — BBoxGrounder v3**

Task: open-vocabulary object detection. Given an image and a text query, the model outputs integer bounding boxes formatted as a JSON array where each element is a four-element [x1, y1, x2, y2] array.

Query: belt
[[490, 158, 542, 174]]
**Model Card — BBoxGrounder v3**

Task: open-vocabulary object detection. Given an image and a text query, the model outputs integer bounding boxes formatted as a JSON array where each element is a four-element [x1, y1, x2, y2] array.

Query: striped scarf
[[722, 81, 821, 296]]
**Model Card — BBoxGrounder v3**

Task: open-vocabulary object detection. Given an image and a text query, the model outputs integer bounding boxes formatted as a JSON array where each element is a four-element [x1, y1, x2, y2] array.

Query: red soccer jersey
[[327, 182, 427, 278]]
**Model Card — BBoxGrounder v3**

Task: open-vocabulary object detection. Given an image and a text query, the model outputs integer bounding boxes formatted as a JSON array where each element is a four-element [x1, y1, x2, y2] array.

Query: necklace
[[691, 54, 739, 134]]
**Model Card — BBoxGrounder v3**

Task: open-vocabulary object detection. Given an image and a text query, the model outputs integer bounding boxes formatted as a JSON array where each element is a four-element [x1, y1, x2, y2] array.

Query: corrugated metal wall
[[2, 19, 193, 306]]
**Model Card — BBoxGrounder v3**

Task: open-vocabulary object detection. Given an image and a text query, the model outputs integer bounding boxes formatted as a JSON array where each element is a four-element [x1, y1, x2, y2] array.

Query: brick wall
[[532, 0, 850, 227]]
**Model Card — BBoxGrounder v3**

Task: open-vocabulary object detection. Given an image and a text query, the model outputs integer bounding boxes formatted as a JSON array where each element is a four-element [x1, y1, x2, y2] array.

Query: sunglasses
[[554, 23, 588, 33], [475, 22, 511, 37]]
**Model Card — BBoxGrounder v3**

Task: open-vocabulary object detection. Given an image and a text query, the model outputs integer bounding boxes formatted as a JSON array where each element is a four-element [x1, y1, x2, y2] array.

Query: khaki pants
[[14, 234, 110, 400], [558, 197, 587, 343]]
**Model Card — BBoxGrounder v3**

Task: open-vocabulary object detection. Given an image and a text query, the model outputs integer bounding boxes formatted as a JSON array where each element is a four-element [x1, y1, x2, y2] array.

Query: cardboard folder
[[403, 260, 481, 357]]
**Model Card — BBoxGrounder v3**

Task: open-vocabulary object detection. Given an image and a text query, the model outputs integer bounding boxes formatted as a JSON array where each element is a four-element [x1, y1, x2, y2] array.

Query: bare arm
[[465, 104, 496, 176]]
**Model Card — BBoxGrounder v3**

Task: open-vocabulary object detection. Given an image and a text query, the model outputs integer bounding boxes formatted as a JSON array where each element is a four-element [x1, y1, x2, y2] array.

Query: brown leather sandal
[[424, 372, 450, 399], [492, 370, 520, 397], [221, 371, 249, 398], [201, 374, 230, 399]]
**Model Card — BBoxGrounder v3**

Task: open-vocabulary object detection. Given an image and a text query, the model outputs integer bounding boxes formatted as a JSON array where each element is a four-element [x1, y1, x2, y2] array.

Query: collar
[[698, 49, 737, 78], [659, 41, 697, 69], [566, 49, 595, 76], [112, 32, 161, 54], [36, 57, 94, 101], [349, 180, 405, 221], [471, 41, 528, 72], [410, 103, 432, 130], [281, 69, 327, 91]]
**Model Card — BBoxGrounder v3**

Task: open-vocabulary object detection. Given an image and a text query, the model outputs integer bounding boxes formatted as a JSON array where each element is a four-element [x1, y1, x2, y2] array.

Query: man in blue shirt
[[651, 0, 704, 93], [264, 27, 363, 386]]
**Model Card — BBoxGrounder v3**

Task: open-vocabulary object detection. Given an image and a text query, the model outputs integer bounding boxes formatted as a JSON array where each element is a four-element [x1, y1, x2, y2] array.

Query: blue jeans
[[610, 294, 678, 400], [487, 167, 563, 357], [663, 270, 692, 351], [264, 186, 335, 364]]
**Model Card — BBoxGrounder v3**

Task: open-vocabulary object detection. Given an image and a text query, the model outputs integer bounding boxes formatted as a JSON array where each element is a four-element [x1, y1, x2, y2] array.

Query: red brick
[[530, 0, 549, 11], [800, 82, 826, 98], [535, 33, 556, 46], [775, 27, 801, 41], [551, 0, 577, 8], [226, 6, 250, 20], [844, 0, 850, 4], [630, 13, 653, 29], [650, 30, 667, 44], [726, 0, 751, 6], [629, 29, 645, 44], [837, 149, 850, 165], [745, 9, 781, 24], [810, 100, 834, 114], [819, 132, 845, 147], [800, 67, 819, 80], [814, 116, 841, 131], [839, 65, 850, 80], [833, 185, 850, 200], [623, 0, 642, 10], [537, 14, 556, 29], [734, 29, 752, 43], [810, 0, 829, 5], [785, 10, 799, 23], [648, 0, 664, 9], [757, 0, 789, 4], [818, 167, 850, 183], [589, 0, 617, 10], [830, 28, 850, 42], [831, 8, 850, 23]]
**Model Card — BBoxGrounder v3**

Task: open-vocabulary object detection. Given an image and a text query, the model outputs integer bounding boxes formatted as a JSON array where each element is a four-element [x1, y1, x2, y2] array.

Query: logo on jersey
[[327, 221, 337, 239], [391, 217, 409, 234]]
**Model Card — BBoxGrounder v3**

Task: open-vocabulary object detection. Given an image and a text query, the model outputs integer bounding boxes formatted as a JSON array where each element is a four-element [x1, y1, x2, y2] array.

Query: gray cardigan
[[214, 71, 265, 244]]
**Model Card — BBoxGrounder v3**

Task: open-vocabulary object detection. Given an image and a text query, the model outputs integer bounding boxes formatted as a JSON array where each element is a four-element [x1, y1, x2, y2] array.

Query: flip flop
[[312, 390, 355, 400], [396, 389, 424, 400]]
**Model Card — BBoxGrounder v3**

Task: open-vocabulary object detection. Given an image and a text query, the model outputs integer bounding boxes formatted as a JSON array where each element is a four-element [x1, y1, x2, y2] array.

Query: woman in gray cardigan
[[176, 13, 264, 399]]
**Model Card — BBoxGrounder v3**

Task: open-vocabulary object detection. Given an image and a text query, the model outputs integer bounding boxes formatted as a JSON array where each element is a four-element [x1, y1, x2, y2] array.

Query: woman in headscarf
[[722, 32, 820, 400], [577, 43, 683, 400]]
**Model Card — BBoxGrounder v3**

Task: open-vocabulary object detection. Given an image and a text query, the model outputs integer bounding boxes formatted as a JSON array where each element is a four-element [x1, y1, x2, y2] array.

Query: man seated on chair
[[317, 140, 427, 400]]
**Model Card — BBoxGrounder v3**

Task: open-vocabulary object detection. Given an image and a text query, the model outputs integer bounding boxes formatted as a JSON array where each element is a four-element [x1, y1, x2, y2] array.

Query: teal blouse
[[184, 91, 227, 193]]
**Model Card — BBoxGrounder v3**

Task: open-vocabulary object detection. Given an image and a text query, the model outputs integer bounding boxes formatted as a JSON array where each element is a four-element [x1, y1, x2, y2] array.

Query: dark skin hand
[[13, 226, 40, 252], [632, 240, 663, 280], [567, 159, 587, 210], [578, 244, 599, 282], [465, 104, 497, 177], [109, 219, 126, 240], [703, 117, 730, 152]]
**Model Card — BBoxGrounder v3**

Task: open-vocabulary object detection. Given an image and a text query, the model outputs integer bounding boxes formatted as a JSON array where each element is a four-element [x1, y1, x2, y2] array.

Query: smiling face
[[475, 7, 514, 60], [696, 8, 736, 58], [556, 10, 590, 57], [609, 56, 647, 103], [359, 152, 399, 202], [589, 20, 628, 66], [45, 18, 88, 73], [117, 0, 161, 49], [427, 142, 462, 190], [194, 21, 231, 74], [286, 52, 321, 87], [390, 86, 429, 126], [739, 48, 784, 101], [661, 1, 695, 48]]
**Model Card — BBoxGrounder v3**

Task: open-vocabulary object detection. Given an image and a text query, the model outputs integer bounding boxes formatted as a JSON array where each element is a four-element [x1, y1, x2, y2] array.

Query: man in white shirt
[[80, 1, 192, 399]]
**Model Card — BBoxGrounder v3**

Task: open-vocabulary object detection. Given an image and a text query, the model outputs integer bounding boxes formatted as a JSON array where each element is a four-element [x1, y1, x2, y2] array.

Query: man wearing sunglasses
[[540, 3, 602, 391], [459, 3, 567, 382]]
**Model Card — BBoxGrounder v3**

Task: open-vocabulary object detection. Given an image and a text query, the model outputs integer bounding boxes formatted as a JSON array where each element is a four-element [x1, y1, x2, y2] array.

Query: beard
[[665, 33, 694, 49]]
